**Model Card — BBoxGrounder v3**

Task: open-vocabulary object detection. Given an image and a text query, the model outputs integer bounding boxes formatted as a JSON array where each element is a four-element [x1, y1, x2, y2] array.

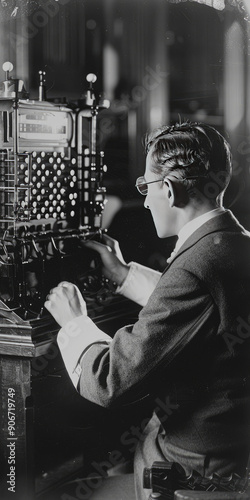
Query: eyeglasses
[[135, 176, 164, 195], [135, 175, 207, 196]]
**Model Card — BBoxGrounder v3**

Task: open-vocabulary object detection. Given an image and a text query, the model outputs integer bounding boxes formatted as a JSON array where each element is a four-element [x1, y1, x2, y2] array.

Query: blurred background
[[0, 0, 249, 268]]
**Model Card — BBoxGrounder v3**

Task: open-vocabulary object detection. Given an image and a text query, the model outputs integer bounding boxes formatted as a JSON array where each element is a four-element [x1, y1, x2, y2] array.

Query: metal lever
[[38, 70, 46, 101], [2, 61, 13, 81], [86, 73, 97, 86], [0, 61, 28, 98], [85, 73, 97, 106]]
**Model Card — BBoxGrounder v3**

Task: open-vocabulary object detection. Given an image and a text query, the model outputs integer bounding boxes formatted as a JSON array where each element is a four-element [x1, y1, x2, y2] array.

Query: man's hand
[[44, 281, 87, 327], [83, 235, 129, 286]]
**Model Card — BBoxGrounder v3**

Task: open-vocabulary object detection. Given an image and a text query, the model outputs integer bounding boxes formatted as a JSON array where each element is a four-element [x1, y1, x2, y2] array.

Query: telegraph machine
[[0, 63, 142, 500], [0, 62, 111, 338]]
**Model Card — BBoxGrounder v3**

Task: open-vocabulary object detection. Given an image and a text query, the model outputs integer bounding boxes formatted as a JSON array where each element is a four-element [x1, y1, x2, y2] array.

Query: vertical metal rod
[[13, 81, 19, 237], [27, 153, 32, 221], [77, 111, 83, 228], [90, 112, 97, 228]]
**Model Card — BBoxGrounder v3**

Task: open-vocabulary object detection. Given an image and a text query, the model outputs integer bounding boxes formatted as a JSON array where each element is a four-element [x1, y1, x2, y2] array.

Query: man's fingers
[[58, 281, 77, 290], [44, 299, 52, 311], [46, 283, 74, 304], [83, 240, 102, 251], [84, 239, 113, 255], [102, 234, 117, 249]]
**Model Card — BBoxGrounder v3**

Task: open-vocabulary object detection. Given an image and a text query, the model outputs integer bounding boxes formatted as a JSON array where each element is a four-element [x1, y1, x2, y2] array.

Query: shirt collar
[[175, 207, 226, 253]]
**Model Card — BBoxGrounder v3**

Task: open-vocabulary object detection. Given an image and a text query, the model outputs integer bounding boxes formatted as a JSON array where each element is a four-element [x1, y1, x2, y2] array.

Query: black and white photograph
[[0, 1, 249, 499]]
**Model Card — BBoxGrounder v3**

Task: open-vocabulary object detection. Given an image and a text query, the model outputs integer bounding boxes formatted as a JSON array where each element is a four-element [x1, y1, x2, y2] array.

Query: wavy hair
[[144, 121, 232, 201]]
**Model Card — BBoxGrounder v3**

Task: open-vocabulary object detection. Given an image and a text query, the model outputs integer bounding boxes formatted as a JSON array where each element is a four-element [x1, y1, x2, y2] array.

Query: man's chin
[[156, 227, 177, 239], [156, 229, 170, 239]]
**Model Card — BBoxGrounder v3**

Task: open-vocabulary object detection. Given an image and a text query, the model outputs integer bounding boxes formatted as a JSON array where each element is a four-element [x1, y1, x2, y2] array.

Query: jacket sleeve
[[78, 267, 218, 408]]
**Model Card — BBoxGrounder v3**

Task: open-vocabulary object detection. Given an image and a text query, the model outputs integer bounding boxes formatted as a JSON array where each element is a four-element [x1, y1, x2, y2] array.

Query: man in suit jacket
[[45, 122, 250, 499]]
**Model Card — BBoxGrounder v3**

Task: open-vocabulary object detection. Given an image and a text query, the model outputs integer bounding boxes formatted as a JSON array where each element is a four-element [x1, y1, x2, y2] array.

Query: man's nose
[[144, 197, 150, 209]]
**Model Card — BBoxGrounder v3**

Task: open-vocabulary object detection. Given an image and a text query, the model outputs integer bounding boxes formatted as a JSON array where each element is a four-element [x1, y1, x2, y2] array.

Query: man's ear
[[164, 178, 175, 207], [164, 177, 188, 208]]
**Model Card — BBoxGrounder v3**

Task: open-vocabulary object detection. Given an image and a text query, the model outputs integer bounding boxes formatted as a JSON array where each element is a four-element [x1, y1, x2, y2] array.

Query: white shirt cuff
[[116, 261, 161, 306], [57, 315, 111, 388]]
